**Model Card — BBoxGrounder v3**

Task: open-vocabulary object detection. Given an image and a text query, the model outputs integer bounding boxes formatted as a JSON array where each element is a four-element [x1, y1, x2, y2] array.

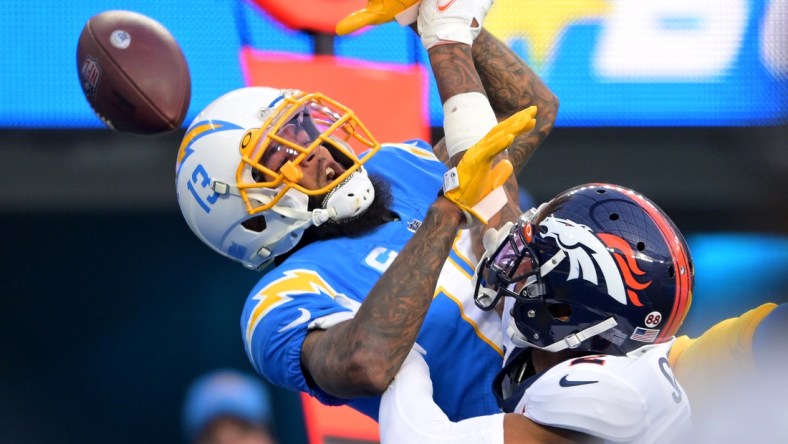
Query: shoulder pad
[[517, 357, 648, 442]]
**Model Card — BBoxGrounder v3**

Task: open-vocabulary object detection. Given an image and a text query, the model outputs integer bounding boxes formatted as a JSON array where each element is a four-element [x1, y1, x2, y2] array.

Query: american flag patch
[[630, 327, 660, 343]]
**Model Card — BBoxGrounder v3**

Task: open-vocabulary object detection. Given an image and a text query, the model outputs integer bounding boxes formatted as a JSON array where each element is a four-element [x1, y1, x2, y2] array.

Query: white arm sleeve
[[379, 347, 505, 444]]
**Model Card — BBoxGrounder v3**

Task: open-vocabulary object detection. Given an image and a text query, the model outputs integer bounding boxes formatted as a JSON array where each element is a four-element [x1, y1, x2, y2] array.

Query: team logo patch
[[630, 327, 660, 343], [540, 216, 651, 306], [79, 56, 101, 99]]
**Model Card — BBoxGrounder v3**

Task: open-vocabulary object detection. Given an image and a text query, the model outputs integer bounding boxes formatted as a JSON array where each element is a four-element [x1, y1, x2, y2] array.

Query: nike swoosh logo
[[436, 0, 458, 13], [278, 308, 312, 332], [559, 375, 598, 387]]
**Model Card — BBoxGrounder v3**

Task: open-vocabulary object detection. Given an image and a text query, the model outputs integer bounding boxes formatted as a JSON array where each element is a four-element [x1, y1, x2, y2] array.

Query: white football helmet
[[175, 87, 380, 270]]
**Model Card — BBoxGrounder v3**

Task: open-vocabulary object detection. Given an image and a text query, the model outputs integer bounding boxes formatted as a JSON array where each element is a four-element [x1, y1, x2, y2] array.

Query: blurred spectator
[[183, 369, 278, 444]]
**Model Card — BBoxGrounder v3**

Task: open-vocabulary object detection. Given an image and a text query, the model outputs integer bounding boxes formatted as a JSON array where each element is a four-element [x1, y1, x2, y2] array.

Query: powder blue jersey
[[241, 140, 504, 421]]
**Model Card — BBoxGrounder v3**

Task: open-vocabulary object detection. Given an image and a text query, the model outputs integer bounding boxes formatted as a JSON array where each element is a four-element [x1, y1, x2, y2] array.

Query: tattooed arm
[[430, 29, 558, 258], [301, 197, 464, 397], [473, 29, 558, 173], [472, 29, 558, 256], [432, 29, 559, 174], [298, 43, 483, 400]]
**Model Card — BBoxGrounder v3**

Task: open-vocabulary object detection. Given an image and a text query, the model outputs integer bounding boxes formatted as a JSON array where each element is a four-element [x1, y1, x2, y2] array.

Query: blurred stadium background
[[1, 0, 786, 443]]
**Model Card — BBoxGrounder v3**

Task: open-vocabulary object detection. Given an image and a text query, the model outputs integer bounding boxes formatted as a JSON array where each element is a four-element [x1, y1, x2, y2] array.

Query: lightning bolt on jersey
[[241, 141, 505, 421], [501, 342, 691, 443]]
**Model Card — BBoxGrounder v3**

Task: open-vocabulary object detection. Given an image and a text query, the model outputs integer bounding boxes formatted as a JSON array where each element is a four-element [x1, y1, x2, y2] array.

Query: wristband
[[443, 92, 498, 159]]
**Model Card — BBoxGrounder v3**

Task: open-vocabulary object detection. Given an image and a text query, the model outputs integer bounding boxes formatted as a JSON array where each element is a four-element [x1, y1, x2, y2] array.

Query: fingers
[[502, 106, 537, 137], [494, 106, 537, 139], [475, 132, 513, 161], [336, 10, 385, 35], [482, 226, 502, 251], [336, 0, 421, 35], [476, 106, 538, 158], [489, 159, 513, 189]]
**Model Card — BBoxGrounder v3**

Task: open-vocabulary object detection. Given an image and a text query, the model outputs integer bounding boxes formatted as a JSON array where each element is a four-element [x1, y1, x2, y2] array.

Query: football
[[76, 10, 191, 135]]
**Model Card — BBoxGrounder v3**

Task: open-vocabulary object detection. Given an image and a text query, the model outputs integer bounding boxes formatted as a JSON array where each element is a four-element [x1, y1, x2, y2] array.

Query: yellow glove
[[336, 0, 420, 36], [443, 106, 537, 224]]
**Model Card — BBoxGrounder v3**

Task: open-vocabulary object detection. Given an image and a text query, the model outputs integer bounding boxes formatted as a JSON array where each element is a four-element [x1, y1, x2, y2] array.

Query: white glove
[[418, 0, 493, 49]]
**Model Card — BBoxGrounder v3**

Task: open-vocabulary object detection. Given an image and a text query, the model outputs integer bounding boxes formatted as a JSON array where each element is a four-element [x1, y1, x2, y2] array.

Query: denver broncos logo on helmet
[[597, 233, 652, 307], [539, 216, 650, 306]]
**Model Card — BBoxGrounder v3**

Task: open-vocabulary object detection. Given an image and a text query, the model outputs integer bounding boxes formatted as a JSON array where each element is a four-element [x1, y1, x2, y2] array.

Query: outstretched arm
[[473, 29, 558, 240], [473, 28, 559, 173], [668, 302, 788, 439], [338, 1, 558, 173], [669, 302, 788, 401], [428, 28, 558, 255], [431, 29, 558, 175]]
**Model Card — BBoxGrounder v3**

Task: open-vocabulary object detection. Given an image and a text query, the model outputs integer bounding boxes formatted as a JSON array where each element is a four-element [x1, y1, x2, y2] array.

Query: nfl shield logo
[[80, 56, 101, 98]]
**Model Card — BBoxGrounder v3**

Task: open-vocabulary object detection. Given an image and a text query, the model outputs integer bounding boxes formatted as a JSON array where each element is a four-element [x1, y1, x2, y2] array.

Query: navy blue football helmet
[[474, 183, 694, 356]]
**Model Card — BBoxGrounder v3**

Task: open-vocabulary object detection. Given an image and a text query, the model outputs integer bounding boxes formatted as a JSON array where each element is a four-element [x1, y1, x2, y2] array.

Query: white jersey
[[512, 342, 691, 443]]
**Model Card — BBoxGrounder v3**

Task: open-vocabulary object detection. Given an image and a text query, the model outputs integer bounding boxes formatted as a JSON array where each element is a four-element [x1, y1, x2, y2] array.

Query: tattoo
[[428, 44, 486, 103], [302, 27, 560, 400], [473, 29, 559, 173], [466, 30, 559, 256], [431, 32, 559, 174], [303, 200, 462, 397], [428, 43, 488, 166]]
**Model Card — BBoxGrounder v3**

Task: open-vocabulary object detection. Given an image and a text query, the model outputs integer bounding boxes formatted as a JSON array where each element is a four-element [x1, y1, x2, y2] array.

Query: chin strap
[[509, 317, 619, 352], [212, 179, 318, 223]]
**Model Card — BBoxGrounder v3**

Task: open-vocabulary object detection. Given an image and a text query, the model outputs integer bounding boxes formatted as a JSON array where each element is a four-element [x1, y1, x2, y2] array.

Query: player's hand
[[418, 0, 493, 49], [336, 0, 421, 35], [443, 106, 537, 224]]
